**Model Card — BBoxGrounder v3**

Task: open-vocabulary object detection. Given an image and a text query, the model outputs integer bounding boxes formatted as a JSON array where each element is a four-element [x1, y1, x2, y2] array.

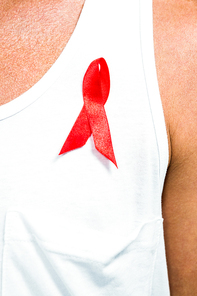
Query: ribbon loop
[[59, 58, 117, 168], [83, 58, 110, 105]]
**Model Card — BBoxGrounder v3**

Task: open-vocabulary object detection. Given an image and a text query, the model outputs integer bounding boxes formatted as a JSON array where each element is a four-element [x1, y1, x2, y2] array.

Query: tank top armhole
[[139, 0, 169, 190]]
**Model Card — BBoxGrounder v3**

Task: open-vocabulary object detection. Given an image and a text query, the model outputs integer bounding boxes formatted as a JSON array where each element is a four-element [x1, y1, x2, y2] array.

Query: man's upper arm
[[162, 152, 197, 295], [154, 0, 197, 294]]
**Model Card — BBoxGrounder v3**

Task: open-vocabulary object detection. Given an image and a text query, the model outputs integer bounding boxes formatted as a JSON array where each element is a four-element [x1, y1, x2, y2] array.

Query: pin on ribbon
[[59, 58, 117, 168]]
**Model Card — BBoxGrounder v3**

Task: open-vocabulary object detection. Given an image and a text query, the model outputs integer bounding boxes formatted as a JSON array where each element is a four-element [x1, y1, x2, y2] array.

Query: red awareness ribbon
[[59, 58, 117, 168]]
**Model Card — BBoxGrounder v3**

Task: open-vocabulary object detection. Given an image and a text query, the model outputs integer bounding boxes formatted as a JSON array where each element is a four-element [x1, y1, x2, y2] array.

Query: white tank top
[[0, 0, 170, 295]]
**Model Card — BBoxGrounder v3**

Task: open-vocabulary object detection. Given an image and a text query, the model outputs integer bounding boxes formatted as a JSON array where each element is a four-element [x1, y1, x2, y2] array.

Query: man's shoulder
[[154, 0, 197, 166]]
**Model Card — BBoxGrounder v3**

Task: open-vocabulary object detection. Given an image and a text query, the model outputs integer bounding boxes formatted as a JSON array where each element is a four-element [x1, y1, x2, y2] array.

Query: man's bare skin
[[0, 0, 85, 106], [154, 0, 197, 294]]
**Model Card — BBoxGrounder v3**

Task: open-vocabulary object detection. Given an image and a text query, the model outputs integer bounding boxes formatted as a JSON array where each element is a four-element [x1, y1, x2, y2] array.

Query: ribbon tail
[[59, 106, 91, 155], [85, 102, 117, 167]]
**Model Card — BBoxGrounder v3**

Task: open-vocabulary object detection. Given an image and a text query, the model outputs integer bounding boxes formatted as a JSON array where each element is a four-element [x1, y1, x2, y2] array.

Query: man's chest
[[0, 0, 85, 106]]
